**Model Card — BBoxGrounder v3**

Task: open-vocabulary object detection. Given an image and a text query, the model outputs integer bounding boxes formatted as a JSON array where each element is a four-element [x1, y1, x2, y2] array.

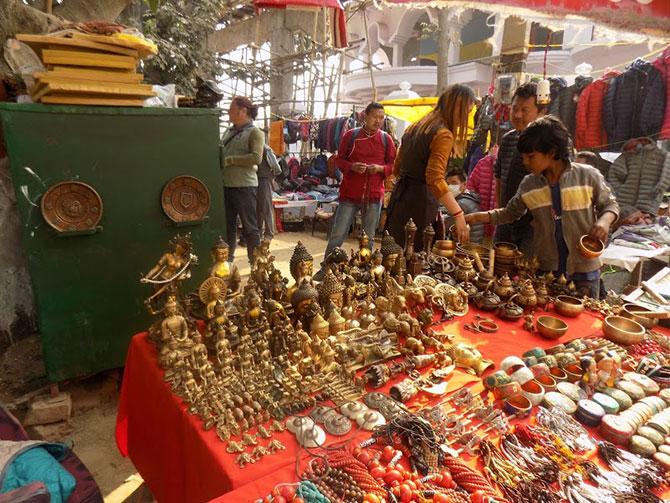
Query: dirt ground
[[0, 228, 356, 501]]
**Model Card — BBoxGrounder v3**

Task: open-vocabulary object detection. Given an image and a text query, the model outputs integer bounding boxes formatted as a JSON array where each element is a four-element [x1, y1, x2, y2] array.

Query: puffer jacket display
[[467, 151, 497, 237], [603, 59, 666, 151], [549, 75, 593, 136], [606, 137, 670, 218], [574, 71, 620, 150], [653, 47, 670, 140]]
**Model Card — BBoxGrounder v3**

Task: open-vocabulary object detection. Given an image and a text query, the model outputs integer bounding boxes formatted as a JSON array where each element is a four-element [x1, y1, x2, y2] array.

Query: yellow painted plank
[[47, 65, 144, 84], [71, 33, 157, 58], [38, 68, 143, 84], [16, 33, 139, 57], [35, 75, 153, 93], [38, 80, 155, 98], [42, 49, 137, 70], [40, 94, 145, 106]]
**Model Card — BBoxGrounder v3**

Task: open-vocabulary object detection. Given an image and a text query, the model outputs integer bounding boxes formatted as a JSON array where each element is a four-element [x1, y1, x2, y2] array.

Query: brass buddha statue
[[318, 269, 345, 317], [357, 232, 372, 265], [380, 232, 401, 271], [288, 241, 314, 302], [160, 295, 190, 346], [207, 237, 242, 298], [291, 278, 320, 327]]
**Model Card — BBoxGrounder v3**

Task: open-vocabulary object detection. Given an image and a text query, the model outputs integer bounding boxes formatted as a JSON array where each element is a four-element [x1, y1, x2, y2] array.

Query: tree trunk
[[436, 7, 450, 95], [30, 0, 134, 23]]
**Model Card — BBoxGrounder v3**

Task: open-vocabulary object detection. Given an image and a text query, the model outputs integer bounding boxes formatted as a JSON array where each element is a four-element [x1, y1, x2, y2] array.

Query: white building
[[343, 6, 667, 102]]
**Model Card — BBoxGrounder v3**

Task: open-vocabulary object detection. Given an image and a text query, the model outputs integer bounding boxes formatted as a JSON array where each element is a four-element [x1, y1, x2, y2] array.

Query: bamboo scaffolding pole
[[362, 9, 377, 102]]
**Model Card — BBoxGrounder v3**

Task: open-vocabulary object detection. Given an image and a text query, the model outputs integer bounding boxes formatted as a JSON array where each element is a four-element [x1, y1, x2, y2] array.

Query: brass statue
[[141, 233, 198, 314], [288, 241, 313, 302], [208, 236, 241, 298], [356, 232, 372, 265], [160, 296, 191, 345], [446, 343, 494, 376]]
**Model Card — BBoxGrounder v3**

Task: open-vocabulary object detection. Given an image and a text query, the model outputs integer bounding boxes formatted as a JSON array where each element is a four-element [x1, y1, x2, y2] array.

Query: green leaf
[[146, 0, 161, 12]]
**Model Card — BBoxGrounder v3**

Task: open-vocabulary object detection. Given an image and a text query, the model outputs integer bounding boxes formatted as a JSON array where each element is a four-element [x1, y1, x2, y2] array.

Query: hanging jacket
[[653, 47, 670, 140], [549, 75, 593, 137], [575, 71, 619, 150], [606, 137, 670, 218], [603, 59, 666, 150], [467, 150, 498, 237]]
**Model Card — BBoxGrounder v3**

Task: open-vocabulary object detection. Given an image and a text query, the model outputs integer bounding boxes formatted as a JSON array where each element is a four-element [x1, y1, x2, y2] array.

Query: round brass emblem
[[41, 181, 103, 232], [161, 175, 210, 223], [198, 276, 227, 304]]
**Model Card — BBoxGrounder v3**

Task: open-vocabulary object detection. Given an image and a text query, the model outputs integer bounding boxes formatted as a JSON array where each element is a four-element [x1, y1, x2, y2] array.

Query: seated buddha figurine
[[208, 236, 242, 298], [370, 250, 385, 286], [356, 232, 372, 266], [160, 296, 190, 346], [288, 241, 314, 302]]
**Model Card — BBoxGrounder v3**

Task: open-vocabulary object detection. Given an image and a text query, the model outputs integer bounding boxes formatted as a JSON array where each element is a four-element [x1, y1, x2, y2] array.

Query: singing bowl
[[434, 239, 456, 251], [432, 247, 455, 258], [554, 295, 585, 318], [578, 235, 605, 259], [536, 316, 569, 340], [620, 303, 658, 330], [602, 315, 646, 346], [494, 242, 519, 257]]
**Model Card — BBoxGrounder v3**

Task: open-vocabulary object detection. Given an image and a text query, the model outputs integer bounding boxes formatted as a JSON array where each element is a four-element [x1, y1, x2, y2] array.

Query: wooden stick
[[471, 251, 484, 273], [488, 249, 495, 275]]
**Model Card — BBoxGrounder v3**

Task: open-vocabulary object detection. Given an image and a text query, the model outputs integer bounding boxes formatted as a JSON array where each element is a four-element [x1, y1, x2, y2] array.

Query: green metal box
[[0, 104, 224, 382]]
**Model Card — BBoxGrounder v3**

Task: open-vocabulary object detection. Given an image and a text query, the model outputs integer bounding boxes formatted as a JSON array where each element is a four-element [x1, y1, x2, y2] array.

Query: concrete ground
[[0, 229, 357, 501]]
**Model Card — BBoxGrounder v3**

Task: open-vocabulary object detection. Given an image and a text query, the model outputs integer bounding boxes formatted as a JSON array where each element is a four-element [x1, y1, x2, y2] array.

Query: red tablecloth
[[115, 307, 660, 502]]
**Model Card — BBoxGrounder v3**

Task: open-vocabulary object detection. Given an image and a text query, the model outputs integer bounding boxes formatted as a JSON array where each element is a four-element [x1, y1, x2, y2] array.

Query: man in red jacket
[[314, 102, 397, 281]]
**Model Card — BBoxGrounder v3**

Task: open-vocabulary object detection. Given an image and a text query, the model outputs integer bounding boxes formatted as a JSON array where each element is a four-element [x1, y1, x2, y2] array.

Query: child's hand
[[589, 221, 610, 242]]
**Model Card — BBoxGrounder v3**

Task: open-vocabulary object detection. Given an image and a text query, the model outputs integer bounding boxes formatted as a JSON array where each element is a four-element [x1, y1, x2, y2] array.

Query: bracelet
[[452, 209, 464, 218], [503, 395, 532, 418]]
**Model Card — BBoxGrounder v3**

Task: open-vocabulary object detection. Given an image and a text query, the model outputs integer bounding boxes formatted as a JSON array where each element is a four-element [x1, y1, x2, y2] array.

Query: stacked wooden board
[[17, 33, 157, 106]]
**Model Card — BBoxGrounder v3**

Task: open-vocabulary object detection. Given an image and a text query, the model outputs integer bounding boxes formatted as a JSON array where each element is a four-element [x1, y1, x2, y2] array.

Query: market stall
[[116, 230, 670, 503]]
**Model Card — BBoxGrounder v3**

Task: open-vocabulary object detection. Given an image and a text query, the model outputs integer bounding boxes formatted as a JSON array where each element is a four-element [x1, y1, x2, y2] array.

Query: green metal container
[[0, 103, 225, 382]]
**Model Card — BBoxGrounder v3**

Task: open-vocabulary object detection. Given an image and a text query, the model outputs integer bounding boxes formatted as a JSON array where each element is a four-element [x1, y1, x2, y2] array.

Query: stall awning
[[384, 0, 670, 36], [379, 97, 438, 124]]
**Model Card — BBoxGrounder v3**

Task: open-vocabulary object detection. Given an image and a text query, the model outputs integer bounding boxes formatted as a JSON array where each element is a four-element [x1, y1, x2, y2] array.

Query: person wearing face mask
[[494, 82, 548, 255], [444, 169, 484, 244]]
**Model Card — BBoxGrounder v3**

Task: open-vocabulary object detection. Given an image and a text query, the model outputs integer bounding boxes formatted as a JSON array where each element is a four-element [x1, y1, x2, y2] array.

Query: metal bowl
[[602, 315, 646, 346], [494, 242, 519, 257], [554, 295, 585, 318], [434, 239, 456, 250], [620, 303, 658, 330], [536, 316, 569, 340], [578, 235, 604, 259]]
